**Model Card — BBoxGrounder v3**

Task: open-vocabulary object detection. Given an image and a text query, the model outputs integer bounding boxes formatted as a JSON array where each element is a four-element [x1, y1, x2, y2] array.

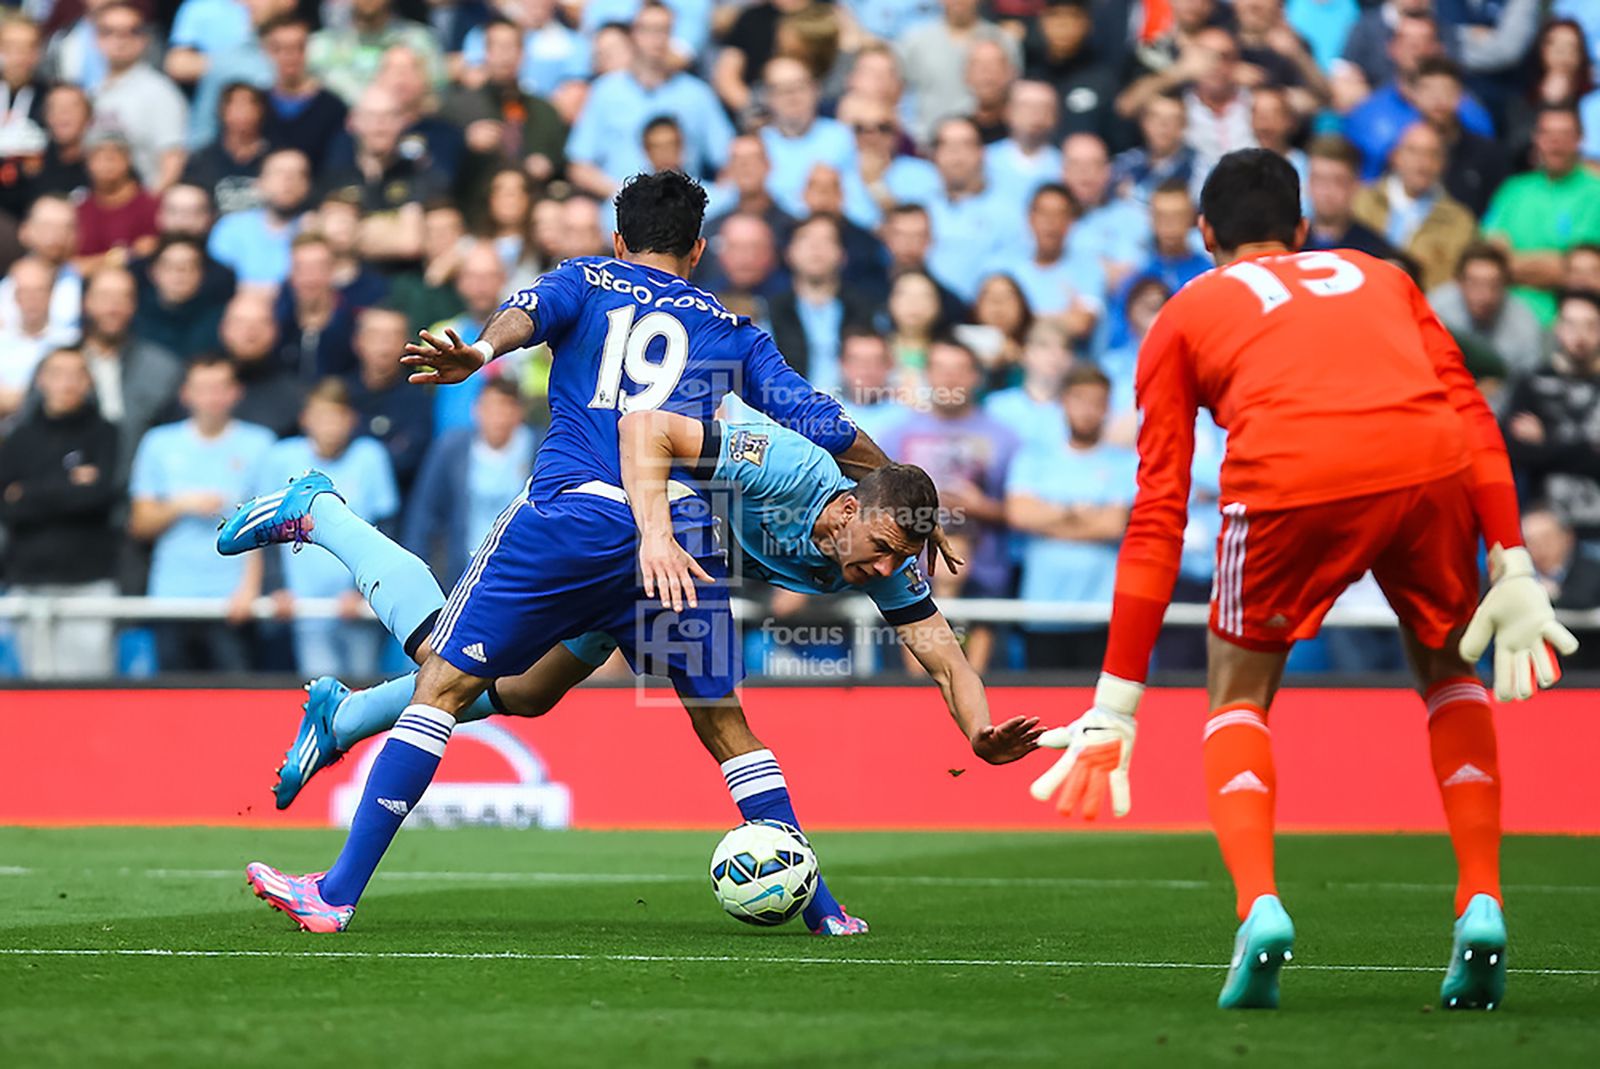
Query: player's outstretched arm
[[618, 410, 713, 612], [896, 610, 1042, 764], [401, 308, 535, 385]]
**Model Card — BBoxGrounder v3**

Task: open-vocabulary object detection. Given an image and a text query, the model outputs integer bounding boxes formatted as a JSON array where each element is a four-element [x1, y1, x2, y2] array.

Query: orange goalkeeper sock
[[1203, 702, 1278, 920], [1425, 678, 1502, 916]]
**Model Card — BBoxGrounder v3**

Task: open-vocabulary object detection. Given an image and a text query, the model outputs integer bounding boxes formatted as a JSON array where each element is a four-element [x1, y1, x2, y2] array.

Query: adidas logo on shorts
[[461, 642, 488, 663]]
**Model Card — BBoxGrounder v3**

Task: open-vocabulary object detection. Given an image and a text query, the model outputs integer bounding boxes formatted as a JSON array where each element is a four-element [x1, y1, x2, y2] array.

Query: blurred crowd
[[0, 0, 1598, 681]]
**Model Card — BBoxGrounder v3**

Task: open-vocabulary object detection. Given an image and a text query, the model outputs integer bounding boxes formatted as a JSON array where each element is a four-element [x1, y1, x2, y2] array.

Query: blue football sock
[[318, 705, 455, 907], [332, 673, 495, 751], [720, 749, 844, 930], [308, 495, 445, 648]]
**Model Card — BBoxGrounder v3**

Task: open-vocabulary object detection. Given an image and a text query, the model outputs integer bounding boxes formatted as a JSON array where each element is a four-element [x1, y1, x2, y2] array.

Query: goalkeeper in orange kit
[[1031, 150, 1577, 1011]]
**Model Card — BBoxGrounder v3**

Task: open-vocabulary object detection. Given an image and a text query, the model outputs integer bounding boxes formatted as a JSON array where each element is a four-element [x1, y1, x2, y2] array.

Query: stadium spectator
[[221, 289, 302, 437], [983, 79, 1063, 209], [1126, 179, 1211, 302], [0, 347, 120, 678], [180, 82, 269, 217], [885, 269, 947, 380], [704, 133, 793, 239], [274, 233, 357, 380], [1411, 55, 1504, 217], [1568, 244, 1600, 294], [205, 146, 309, 290], [345, 302, 434, 493], [566, 3, 731, 198], [698, 211, 786, 311], [254, 377, 398, 677], [1336, 0, 1434, 94], [127, 356, 275, 672], [0, 16, 51, 218], [79, 265, 182, 484], [455, 0, 589, 102], [897, 0, 1020, 145], [31, 83, 93, 200], [441, 17, 567, 204], [314, 86, 438, 272], [963, 273, 1032, 378], [329, 43, 465, 192], [1429, 243, 1544, 379], [843, 39, 907, 113], [1343, 14, 1494, 181], [767, 213, 875, 392], [43, 0, 114, 92], [404, 377, 533, 589], [0, 258, 75, 421], [135, 184, 237, 311], [880, 202, 965, 323], [1061, 132, 1147, 288], [428, 241, 511, 434], [1352, 121, 1476, 292], [258, 12, 348, 172], [131, 237, 224, 362], [308, 0, 443, 107], [797, 164, 888, 302], [1502, 290, 1600, 541], [836, 327, 907, 443], [306, 191, 388, 305], [923, 116, 1025, 302], [1115, 0, 1226, 120], [90, 2, 189, 191], [184, 0, 292, 152], [1019, 0, 1122, 143], [710, 0, 810, 116], [1250, 84, 1308, 196], [2, 194, 81, 336], [1111, 93, 1195, 206], [1524, 504, 1600, 611], [964, 38, 1017, 144], [74, 128, 158, 270], [1233, 0, 1330, 114], [983, 318, 1073, 450], [1180, 27, 1257, 182], [836, 95, 938, 230], [164, 0, 254, 92], [1303, 134, 1400, 259], [387, 199, 469, 332], [1099, 274, 1172, 440], [1004, 361, 1136, 670], [1483, 104, 1600, 325], [883, 338, 1018, 670], [759, 56, 854, 219], [987, 182, 1102, 338]]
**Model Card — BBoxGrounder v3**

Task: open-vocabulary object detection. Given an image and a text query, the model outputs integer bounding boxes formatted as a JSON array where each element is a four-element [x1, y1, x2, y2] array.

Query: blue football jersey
[[709, 419, 936, 624], [498, 257, 856, 506]]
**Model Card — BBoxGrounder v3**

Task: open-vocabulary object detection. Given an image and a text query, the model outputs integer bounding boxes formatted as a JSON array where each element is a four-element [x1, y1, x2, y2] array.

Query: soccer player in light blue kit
[[228, 172, 975, 934], [239, 415, 1041, 929]]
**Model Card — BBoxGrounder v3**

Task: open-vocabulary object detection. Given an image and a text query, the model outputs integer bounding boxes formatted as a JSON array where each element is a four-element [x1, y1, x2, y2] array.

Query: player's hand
[[638, 531, 713, 612], [402, 328, 486, 385], [1459, 545, 1579, 701], [1030, 675, 1142, 820], [927, 523, 965, 576], [970, 715, 1044, 765]]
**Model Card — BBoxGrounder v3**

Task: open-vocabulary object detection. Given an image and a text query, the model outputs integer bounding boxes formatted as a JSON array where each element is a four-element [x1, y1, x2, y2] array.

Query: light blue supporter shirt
[[1007, 440, 1139, 626], [458, 22, 590, 98], [169, 0, 252, 56], [794, 296, 844, 395], [925, 186, 1028, 301], [130, 419, 276, 598], [465, 425, 536, 559], [983, 386, 1065, 452], [984, 251, 1107, 317], [761, 119, 858, 218], [254, 436, 398, 598], [841, 154, 943, 229], [207, 209, 300, 287], [984, 139, 1062, 209], [565, 70, 733, 182]]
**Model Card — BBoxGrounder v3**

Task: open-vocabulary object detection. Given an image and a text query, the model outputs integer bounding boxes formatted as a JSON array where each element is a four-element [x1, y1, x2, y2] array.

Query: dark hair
[[1062, 362, 1111, 392], [1124, 274, 1173, 312], [841, 324, 888, 350], [1414, 55, 1465, 86], [480, 377, 523, 403], [220, 82, 269, 114], [1030, 181, 1079, 216], [189, 353, 237, 379], [1536, 19, 1593, 101], [792, 211, 842, 244], [927, 333, 980, 371], [96, 2, 145, 27], [853, 463, 940, 547], [1558, 289, 1600, 319], [1570, 243, 1600, 263], [643, 115, 682, 139], [973, 272, 1033, 343], [887, 201, 930, 223], [1199, 148, 1303, 251], [932, 115, 982, 148], [1536, 101, 1583, 128], [481, 17, 520, 39], [1456, 242, 1509, 280], [613, 171, 707, 257], [1307, 133, 1362, 170], [358, 300, 408, 324], [1151, 176, 1193, 201], [258, 13, 309, 37]]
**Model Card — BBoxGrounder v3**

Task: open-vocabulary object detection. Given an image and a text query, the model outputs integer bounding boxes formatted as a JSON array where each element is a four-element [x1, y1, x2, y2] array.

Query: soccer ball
[[708, 819, 818, 926]]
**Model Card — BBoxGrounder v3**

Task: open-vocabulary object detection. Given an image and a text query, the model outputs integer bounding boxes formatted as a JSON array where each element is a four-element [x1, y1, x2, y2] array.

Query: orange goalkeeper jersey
[[1103, 247, 1520, 681]]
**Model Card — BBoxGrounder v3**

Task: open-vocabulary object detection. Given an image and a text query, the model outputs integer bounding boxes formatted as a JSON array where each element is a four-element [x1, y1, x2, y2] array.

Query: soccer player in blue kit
[[234, 172, 1015, 934]]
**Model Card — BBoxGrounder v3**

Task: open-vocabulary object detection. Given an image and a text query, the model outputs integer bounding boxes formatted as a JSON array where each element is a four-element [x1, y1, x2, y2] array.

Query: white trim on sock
[[721, 748, 788, 804], [390, 704, 456, 758]]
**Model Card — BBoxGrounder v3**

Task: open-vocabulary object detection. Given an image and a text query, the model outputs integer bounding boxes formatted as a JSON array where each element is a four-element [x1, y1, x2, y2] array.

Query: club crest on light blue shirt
[[729, 430, 770, 466]]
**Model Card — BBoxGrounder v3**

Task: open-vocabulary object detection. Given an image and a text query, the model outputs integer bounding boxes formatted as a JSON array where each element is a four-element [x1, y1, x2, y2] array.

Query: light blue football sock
[[332, 672, 497, 751], [319, 705, 455, 907], [308, 495, 445, 651], [720, 749, 845, 930]]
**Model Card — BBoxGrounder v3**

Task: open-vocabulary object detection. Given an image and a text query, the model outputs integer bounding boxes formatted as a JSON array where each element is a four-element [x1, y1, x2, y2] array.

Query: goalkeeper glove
[[1030, 674, 1142, 820], [1459, 545, 1579, 702]]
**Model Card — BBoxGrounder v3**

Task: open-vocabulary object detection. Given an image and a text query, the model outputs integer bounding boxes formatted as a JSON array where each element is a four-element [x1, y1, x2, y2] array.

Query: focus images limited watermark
[[754, 617, 970, 680], [750, 379, 978, 415]]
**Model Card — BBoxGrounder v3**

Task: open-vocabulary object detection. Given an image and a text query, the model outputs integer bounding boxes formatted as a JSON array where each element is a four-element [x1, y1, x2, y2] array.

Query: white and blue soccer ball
[[709, 819, 818, 926]]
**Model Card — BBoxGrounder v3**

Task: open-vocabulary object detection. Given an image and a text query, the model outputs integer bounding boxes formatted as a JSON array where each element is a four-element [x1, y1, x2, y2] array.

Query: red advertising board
[[2, 686, 1596, 831]]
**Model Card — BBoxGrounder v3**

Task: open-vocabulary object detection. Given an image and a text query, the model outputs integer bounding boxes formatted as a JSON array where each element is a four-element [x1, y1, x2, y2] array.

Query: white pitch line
[[1, 867, 1595, 895], [0, 947, 1594, 977]]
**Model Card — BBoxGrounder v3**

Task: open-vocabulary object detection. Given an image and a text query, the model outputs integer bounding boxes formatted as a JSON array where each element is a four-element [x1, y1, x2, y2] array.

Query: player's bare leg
[[1204, 632, 1295, 1009], [1401, 628, 1508, 1010]]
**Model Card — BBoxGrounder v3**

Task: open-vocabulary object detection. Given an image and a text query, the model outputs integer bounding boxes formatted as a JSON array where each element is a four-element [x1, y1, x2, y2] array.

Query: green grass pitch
[[2, 828, 1596, 1067]]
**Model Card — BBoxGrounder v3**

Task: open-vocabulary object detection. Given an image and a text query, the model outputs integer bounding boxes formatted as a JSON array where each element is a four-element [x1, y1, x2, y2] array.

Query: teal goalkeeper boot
[[1218, 894, 1295, 1009], [1440, 894, 1507, 1010]]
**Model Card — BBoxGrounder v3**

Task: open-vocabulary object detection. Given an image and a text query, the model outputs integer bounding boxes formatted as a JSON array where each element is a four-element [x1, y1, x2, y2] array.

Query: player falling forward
[[224, 423, 1038, 928], [1030, 150, 1577, 1011], [231, 170, 982, 936]]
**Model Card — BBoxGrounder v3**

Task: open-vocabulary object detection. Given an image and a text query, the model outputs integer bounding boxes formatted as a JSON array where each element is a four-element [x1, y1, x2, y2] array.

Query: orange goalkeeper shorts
[[1208, 471, 1481, 652]]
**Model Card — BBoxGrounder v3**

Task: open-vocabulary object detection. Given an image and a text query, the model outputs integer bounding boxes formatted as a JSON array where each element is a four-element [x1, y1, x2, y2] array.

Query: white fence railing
[[4, 594, 1600, 676]]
